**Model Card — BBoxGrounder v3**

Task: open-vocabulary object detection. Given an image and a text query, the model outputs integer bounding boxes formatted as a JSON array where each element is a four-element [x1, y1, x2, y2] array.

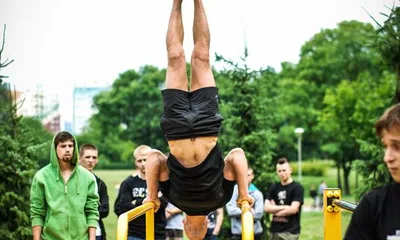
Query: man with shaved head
[[264, 158, 304, 240]]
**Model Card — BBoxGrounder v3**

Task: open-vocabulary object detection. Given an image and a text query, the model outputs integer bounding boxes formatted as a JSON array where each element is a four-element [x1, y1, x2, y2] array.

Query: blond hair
[[133, 145, 151, 160]]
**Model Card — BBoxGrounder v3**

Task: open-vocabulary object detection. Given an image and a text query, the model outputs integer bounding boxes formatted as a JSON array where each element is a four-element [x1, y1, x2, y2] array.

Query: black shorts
[[160, 177, 235, 216], [160, 87, 224, 140]]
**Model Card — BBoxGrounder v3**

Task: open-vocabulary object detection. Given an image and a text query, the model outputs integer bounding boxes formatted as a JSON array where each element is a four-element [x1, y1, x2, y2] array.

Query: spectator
[[309, 184, 317, 209], [344, 103, 400, 239], [227, 167, 264, 240], [264, 157, 304, 240], [165, 202, 183, 240], [144, 1, 254, 238], [30, 131, 99, 240], [79, 143, 110, 240], [317, 180, 327, 209], [114, 145, 167, 240], [204, 208, 224, 240]]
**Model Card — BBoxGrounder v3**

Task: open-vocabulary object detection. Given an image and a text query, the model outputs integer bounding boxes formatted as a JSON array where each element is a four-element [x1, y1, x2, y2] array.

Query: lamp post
[[294, 127, 304, 182]]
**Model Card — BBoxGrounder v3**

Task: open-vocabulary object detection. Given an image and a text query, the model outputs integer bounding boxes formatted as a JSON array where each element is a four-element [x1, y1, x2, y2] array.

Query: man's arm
[[32, 226, 42, 240], [88, 227, 96, 240], [264, 199, 288, 214], [223, 148, 254, 206], [98, 179, 110, 219], [213, 208, 224, 236], [30, 175, 46, 240], [272, 184, 303, 217], [143, 150, 168, 212], [85, 174, 99, 236], [252, 190, 264, 220], [273, 201, 301, 216], [166, 206, 183, 219]]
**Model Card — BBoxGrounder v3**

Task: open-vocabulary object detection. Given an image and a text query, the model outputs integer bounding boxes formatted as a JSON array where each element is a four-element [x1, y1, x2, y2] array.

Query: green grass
[[95, 169, 357, 240], [94, 169, 134, 240], [300, 211, 352, 240]]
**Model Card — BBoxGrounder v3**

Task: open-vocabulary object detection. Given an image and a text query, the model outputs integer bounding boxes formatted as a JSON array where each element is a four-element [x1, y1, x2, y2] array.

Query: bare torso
[[168, 136, 218, 168]]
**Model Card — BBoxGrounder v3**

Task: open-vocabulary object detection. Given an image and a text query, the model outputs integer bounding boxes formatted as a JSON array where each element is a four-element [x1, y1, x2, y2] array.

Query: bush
[[290, 159, 333, 176]]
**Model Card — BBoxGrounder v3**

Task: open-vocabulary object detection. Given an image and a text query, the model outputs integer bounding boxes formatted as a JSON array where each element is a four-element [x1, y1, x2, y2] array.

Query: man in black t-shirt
[[142, 0, 254, 239], [344, 104, 400, 240], [79, 144, 110, 240], [114, 145, 167, 240], [264, 157, 304, 240]]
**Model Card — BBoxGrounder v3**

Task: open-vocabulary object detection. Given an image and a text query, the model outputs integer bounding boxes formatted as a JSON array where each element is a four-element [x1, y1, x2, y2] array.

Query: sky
[[0, 0, 398, 122]]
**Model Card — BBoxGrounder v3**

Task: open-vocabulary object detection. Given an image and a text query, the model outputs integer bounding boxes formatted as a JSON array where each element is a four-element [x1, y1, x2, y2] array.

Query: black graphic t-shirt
[[344, 182, 400, 240], [114, 175, 167, 239], [266, 181, 304, 234]]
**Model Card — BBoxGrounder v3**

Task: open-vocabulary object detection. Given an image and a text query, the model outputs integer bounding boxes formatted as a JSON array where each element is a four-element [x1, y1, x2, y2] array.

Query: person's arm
[[273, 201, 301, 216], [85, 174, 99, 235], [252, 190, 264, 220], [30, 175, 46, 240], [264, 199, 288, 214], [224, 148, 254, 207], [98, 179, 110, 219], [143, 150, 168, 212], [88, 227, 96, 240], [166, 206, 183, 217], [32, 226, 42, 240], [213, 208, 224, 236], [225, 185, 242, 217]]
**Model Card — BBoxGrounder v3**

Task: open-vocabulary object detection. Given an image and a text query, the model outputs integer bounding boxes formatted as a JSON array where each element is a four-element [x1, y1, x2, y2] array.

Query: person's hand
[[165, 208, 173, 219], [143, 197, 161, 212], [131, 197, 145, 206], [237, 194, 254, 209]]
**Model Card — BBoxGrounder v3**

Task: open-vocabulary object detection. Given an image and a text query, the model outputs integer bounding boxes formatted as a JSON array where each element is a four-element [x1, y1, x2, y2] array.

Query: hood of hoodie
[[50, 131, 79, 168]]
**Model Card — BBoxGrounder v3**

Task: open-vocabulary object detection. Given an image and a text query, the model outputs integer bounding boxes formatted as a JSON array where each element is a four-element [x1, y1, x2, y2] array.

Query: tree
[[296, 20, 383, 90], [86, 65, 167, 164], [0, 25, 53, 239], [215, 48, 277, 193], [368, 5, 400, 103]]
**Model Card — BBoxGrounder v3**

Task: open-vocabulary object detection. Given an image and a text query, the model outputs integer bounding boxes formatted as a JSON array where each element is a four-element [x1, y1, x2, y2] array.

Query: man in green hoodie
[[30, 131, 99, 240]]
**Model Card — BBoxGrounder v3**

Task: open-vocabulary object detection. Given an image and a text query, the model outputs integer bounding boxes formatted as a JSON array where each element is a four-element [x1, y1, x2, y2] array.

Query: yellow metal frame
[[241, 200, 254, 240], [117, 200, 255, 240], [323, 188, 341, 240], [117, 202, 155, 240]]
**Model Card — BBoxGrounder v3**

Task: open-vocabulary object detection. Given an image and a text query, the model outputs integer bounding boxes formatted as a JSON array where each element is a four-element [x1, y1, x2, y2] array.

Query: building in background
[[73, 85, 109, 134], [15, 84, 61, 133]]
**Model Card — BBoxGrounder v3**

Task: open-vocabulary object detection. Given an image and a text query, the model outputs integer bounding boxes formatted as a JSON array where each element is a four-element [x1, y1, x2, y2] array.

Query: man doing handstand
[[144, 0, 253, 239]]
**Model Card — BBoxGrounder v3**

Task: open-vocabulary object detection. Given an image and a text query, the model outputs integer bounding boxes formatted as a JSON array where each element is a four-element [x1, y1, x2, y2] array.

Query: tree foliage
[[368, 5, 400, 102], [84, 65, 167, 165], [215, 49, 277, 193], [0, 25, 53, 239]]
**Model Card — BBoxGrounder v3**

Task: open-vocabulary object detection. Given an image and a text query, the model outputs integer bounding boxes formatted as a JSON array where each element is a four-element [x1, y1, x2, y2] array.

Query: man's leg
[[166, 0, 188, 91], [190, 0, 215, 91], [223, 148, 253, 206]]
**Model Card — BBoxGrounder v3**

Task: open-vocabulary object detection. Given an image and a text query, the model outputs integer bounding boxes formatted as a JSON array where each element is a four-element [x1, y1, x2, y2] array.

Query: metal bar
[[117, 202, 155, 240], [332, 199, 357, 213], [146, 208, 155, 240], [241, 201, 254, 240]]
